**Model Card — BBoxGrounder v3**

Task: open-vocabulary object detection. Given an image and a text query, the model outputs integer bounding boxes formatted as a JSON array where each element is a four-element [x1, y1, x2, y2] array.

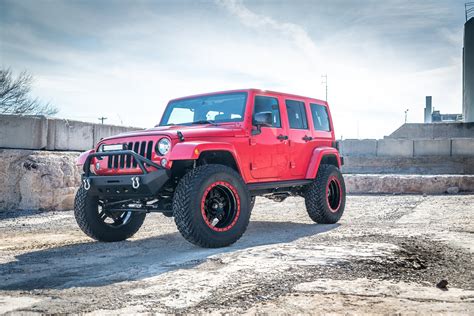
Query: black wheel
[[305, 164, 346, 224], [173, 164, 252, 248], [74, 187, 146, 242]]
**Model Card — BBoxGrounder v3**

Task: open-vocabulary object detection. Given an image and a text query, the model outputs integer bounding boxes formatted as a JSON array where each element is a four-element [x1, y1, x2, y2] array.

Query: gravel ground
[[0, 194, 473, 314]]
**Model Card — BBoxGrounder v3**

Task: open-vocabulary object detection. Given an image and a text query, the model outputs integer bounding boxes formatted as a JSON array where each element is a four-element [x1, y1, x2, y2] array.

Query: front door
[[250, 95, 288, 179]]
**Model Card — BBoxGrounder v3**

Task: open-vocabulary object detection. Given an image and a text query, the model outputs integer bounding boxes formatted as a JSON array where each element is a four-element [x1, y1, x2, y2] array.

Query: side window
[[253, 96, 281, 128], [285, 99, 308, 129], [310, 103, 331, 131]]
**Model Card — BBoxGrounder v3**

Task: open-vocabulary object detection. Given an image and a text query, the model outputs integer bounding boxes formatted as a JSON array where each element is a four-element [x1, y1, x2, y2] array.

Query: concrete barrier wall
[[1, 114, 140, 151], [0, 115, 48, 149], [452, 138, 474, 156], [376, 139, 413, 157], [1, 114, 472, 157], [340, 138, 473, 157], [339, 139, 377, 157], [342, 156, 474, 175], [46, 118, 95, 151], [413, 139, 451, 156]]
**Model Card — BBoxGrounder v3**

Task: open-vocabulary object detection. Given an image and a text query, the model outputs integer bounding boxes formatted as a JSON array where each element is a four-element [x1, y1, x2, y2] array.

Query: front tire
[[173, 164, 252, 248], [305, 164, 346, 224], [74, 187, 146, 242]]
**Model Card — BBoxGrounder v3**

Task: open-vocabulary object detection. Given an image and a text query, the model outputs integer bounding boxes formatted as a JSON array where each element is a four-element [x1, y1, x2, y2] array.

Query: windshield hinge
[[177, 131, 185, 142]]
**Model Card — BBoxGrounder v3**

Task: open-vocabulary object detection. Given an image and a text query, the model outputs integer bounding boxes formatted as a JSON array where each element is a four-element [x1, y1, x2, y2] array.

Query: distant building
[[423, 96, 463, 123], [424, 96, 432, 123], [431, 111, 463, 122]]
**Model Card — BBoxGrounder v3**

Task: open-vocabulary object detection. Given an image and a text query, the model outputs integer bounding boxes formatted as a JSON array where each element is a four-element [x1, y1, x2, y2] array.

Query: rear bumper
[[83, 169, 170, 198]]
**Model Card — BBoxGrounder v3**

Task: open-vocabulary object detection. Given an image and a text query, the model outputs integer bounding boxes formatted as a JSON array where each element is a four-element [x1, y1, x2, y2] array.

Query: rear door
[[284, 99, 313, 177], [249, 95, 289, 179]]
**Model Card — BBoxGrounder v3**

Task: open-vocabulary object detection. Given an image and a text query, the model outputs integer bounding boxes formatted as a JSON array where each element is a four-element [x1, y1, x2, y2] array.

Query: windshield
[[159, 92, 248, 126]]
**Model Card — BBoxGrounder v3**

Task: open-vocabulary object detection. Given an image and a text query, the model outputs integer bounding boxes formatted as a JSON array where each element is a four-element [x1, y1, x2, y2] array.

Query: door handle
[[303, 135, 313, 142], [277, 134, 288, 141]]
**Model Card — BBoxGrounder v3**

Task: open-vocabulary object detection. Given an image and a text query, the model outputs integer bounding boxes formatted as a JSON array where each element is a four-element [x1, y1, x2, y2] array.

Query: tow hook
[[83, 178, 91, 191], [131, 176, 140, 189]]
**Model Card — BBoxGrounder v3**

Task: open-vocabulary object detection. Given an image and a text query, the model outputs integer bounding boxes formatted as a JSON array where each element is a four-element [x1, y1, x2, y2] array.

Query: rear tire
[[74, 187, 146, 242], [173, 164, 251, 248], [305, 164, 346, 224]]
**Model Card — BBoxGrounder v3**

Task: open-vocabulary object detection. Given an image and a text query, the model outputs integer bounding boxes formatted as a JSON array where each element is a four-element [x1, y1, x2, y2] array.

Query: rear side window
[[285, 100, 308, 129], [310, 103, 331, 131], [254, 96, 281, 128]]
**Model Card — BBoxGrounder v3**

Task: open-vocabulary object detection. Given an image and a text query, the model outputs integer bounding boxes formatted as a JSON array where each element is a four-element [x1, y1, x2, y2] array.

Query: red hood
[[101, 123, 244, 142]]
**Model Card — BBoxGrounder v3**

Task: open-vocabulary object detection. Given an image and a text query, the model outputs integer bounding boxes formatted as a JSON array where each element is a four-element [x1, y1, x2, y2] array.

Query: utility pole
[[98, 117, 107, 125], [404, 109, 409, 123], [321, 74, 328, 101]]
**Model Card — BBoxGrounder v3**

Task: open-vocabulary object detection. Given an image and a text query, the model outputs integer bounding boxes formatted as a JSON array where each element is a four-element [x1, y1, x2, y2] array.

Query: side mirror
[[253, 112, 272, 127]]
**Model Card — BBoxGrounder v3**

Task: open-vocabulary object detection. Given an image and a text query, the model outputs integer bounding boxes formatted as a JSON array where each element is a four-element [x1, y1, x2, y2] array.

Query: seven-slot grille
[[107, 141, 154, 169]]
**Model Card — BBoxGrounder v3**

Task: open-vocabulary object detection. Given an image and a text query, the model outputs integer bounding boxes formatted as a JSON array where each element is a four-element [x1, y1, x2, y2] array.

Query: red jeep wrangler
[[75, 89, 345, 248]]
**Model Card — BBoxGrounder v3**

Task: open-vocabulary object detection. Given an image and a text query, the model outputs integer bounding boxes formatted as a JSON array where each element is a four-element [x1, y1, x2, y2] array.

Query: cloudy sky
[[0, 0, 467, 138]]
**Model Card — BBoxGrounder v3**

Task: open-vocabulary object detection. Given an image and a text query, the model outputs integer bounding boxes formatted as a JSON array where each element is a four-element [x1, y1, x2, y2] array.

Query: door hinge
[[290, 161, 296, 169]]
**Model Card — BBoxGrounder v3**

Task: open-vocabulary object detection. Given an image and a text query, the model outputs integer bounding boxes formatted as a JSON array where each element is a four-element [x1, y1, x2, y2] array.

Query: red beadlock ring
[[326, 175, 342, 213], [200, 181, 241, 232]]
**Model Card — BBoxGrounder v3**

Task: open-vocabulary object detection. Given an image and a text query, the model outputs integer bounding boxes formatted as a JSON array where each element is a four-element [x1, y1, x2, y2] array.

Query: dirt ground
[[0, 194, 473, 315]]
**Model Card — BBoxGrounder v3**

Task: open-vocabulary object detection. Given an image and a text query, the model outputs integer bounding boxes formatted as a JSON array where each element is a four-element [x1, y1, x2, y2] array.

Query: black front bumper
[[82, 149, 170, 198], [82, 169, 170, 198]]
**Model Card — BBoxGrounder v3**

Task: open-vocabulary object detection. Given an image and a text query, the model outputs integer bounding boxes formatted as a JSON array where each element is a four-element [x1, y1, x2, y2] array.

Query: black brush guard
[[82, 150, 170, 198]]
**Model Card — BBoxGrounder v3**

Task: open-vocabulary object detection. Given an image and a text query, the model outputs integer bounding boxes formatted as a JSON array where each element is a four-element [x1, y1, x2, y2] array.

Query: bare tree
[[0, 68, 58, 116]]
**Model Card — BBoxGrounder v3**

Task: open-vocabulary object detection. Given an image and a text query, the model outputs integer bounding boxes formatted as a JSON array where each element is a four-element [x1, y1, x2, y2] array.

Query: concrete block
[[340, 139, 377, 157], [342, 156, 474, 175], [0, 115, 48, 149], [46, 118, 94, 151], [413, 139, 451, 156], [93, 125, 140, 145], [376, 139, 413, 157], [451, 138, 474, 156]]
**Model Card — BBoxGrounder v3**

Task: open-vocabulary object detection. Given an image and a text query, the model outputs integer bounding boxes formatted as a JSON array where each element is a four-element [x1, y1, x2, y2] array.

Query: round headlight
[[156, 138, 171, 155]]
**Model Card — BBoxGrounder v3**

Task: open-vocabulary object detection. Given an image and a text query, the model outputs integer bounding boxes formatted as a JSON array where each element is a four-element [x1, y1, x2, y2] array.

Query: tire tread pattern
[[305, 164, 345, 224], [74, 186, 145, 242], [173, 164, 251, 248]]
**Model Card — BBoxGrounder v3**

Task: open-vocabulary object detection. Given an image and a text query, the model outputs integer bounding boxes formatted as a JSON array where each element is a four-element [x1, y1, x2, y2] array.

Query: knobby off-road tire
[[74, 187, 146, 242], [305, 164, 346, 224], [173, 164, 252, 248]]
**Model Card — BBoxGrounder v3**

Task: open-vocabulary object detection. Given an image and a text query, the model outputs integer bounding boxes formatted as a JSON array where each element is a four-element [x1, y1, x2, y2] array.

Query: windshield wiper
[[191, 120, 218, 126]]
